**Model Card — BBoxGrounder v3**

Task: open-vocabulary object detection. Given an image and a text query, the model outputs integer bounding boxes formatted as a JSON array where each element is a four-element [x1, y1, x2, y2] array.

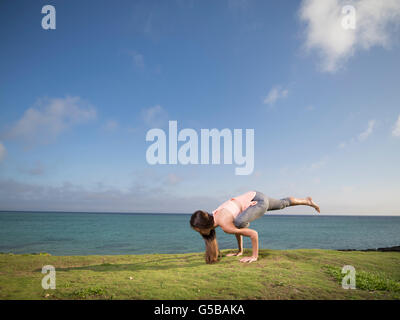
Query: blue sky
[[0, 0, 399, 214]]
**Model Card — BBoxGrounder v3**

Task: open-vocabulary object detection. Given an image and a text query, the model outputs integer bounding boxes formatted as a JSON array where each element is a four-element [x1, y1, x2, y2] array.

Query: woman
[[190, 191, 320, 264]]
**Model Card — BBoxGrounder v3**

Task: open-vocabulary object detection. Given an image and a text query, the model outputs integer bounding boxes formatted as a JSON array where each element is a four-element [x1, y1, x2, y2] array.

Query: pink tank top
[[212, 191, 257, 219]]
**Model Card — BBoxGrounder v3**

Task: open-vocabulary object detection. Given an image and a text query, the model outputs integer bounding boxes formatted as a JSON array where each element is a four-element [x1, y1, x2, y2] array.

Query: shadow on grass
[[34, 251, 271, 273], [38, 255, 206, 273]]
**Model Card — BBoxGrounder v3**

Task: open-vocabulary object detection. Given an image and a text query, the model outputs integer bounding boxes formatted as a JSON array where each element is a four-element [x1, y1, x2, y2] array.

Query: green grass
[[0, 249, 399, 300], [323, 265, 400, 293]]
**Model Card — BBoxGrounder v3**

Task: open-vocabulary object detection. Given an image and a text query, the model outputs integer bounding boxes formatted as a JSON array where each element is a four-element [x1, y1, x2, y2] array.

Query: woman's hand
[[226, 251, 243, 257], [239, 256, 258, 263]]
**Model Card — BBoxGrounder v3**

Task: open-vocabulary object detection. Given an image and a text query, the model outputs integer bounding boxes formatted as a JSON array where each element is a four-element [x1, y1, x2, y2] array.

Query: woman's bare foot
[[307, 197, 320, 213], [226, 251, 243, 257]]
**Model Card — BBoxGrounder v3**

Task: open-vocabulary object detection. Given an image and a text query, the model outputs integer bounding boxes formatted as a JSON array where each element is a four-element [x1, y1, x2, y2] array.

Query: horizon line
[[0, 210, 399, 217]]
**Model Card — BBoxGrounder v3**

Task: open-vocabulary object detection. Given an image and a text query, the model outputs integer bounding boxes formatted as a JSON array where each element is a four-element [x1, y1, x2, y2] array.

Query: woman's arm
[[226, 234, 243, 256], [220, 223, 258, 263]]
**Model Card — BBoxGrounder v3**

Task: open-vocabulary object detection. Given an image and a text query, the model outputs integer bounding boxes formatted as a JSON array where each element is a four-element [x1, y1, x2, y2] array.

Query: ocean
[[1, 211, 400, 255]]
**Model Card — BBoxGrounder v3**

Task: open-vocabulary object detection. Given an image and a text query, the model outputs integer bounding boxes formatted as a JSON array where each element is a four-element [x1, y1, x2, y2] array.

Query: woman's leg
[[234, 192, 320, 229], [289, 196, 320, 213], [266, 197, 292, 211], [234, 192, 269, 228], [268, 196, 320, 213]]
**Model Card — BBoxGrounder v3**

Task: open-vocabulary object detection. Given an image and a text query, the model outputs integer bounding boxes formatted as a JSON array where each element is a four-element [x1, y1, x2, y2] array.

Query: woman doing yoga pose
[[190, 191, 320, 264]]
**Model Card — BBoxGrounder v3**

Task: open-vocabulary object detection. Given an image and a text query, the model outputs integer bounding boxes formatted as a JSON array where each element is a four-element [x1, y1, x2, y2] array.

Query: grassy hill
[[1, 249, 399, 300]]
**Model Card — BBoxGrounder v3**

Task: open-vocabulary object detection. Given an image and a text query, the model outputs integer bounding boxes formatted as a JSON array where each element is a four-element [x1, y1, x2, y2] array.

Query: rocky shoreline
[[338, 245, 400, 252]]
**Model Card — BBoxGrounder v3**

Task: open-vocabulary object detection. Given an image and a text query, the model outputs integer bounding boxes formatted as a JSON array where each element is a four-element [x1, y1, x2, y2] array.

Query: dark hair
[[190, 210, 214, 232], [190, 210, 219, 264]]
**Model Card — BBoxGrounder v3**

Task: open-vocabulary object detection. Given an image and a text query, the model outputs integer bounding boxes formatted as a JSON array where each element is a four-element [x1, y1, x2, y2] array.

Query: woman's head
[[190, 210, 214, 235], [190, 210, 219, 264]]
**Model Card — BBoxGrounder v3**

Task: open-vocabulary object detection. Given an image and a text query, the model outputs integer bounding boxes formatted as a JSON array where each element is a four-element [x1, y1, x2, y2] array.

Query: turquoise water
[[1, 212, 400, 255]]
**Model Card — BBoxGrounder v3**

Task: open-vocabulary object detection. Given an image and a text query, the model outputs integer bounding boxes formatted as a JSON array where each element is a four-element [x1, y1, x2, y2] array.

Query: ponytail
[[190, 210, 220, 264], [203, 229, 219, 264]]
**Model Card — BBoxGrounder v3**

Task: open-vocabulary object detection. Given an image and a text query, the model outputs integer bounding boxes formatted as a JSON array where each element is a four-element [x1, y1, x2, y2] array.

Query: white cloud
[[5, 96, 96, 146], [299, 0, 400, 72], [392, 114, 400, 137], [0, 142, 6, 161], [131, 50, 145, 68], [338, 119, 375, 148], [141, 105, 168, 127], [358, 119, 375, 141], [263, 86, 289, 106]]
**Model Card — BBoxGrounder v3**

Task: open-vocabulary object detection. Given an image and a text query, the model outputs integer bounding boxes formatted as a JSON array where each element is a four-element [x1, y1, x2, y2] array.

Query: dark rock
[[338, 246, 400, 252]]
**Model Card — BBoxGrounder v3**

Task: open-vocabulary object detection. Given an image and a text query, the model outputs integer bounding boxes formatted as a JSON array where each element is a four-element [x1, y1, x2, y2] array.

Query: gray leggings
[[233, 191, 291, 228]]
